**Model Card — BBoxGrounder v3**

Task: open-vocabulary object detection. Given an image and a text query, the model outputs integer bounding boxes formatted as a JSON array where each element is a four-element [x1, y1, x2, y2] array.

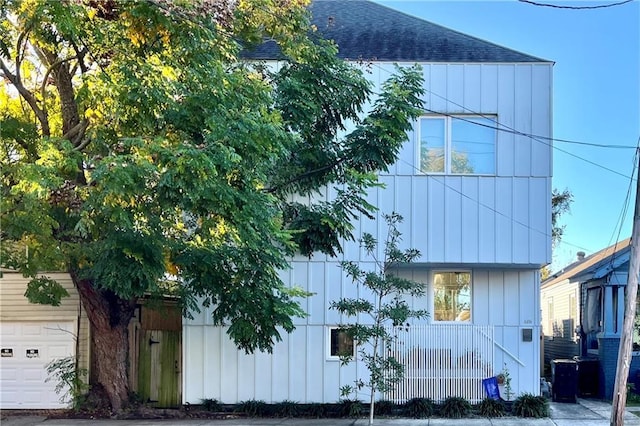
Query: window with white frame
[[433, 271, 471, 322], [328, 327, 355, 359], [419, 116, 497, 175]]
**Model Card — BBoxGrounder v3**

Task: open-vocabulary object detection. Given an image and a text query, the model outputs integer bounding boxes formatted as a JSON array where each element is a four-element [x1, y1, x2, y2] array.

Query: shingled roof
[[242, 0, 548, 63], [542, 238, 632, 288]]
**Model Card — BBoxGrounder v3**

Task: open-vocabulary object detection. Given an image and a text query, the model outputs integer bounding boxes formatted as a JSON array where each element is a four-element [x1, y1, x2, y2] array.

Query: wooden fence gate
[[128, 300, 182, 407]]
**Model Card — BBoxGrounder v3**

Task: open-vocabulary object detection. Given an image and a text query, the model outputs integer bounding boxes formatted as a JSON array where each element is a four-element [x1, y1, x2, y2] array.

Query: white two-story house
[[183, 0, 553, 404]]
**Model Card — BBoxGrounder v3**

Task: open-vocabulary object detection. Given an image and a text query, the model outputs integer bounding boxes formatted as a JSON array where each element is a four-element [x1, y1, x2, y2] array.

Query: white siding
[[264, 61, 553, 264], [183, 60, 552, 404], [0, 272, 90, 376], [540, 280, 581, 363], [376, 62, 551, 265], [184, 268, 541, 403]]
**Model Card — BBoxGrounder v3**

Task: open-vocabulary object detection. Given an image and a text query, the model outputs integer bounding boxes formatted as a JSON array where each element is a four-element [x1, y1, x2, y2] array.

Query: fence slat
[[384, 325, 494, 403]]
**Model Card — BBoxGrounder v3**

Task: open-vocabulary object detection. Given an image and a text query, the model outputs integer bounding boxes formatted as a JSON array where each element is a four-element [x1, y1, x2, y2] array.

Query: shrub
[[439, 396, 472, 419], [340, 399, 363, 418], [478, 397, 505, 417], [374, 399, 395, 416], [200, 398, 221, 411], [45, 356, 89, 410], [273, 400, 299, 418], [513, 393, 549, 418], [303, 403, 328, 418], [237, 399, 269, 417], [404, 397, 434, 418]]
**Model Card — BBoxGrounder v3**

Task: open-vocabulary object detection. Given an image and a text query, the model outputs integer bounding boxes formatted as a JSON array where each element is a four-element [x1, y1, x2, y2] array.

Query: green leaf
[[24, 277, 70, 306]]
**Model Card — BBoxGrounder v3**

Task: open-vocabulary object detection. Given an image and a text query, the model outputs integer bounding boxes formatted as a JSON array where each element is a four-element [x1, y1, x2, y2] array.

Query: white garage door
[[0, 321, 75, 409]]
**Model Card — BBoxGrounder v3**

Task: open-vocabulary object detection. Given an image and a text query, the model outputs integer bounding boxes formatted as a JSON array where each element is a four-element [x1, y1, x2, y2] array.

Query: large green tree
[[1, 0, 424, 411]]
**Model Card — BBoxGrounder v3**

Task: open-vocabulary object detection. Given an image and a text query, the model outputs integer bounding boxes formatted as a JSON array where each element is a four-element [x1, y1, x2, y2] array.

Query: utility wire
[[393, 156, 593, 253], [518, 0, 633, 10], [371, 63, 636, 180], [605, 142, 639, 282], [422, 108, 633, 180]]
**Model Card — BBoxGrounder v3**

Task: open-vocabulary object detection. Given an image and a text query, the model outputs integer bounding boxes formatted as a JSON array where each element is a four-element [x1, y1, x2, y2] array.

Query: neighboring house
[[183, 0, 553, 404], [0, 271, 91, 409], [541, 238, 638, 400], [0, 271, 182, 409]]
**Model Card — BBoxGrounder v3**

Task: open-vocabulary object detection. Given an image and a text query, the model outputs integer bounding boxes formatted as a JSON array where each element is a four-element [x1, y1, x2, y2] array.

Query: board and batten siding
[[183, 267, 541, 404], [183, 61, 551, 403], [0, 272, 90, 374], [284, 62, 552, 267]]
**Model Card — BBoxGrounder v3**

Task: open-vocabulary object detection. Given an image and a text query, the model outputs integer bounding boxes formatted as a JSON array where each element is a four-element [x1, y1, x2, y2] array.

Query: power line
[[393, 156, 593, 253], [518, 0, 633, 9], [370, 63, 636, 180], [605, 142, 640, 274], [423, 108, 633, 180]]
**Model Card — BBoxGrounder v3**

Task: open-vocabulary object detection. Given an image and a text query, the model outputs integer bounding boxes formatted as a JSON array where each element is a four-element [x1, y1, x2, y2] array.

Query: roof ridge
[[543, 237, 632, 286], [365, 0, 550, 63], [241, 0, 553, 63]]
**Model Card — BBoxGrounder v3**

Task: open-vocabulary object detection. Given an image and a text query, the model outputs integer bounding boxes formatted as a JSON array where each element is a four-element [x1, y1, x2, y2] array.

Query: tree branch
[[40, 47, 81, 136], [62, 118, 89, 147], [40, 54, 80, 113], [0, 59, 50, 137]]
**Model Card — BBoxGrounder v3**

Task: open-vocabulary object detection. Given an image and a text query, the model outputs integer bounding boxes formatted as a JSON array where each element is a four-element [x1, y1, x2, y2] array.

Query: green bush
[[403, 397, 434, 418], [273, 400, 299, 417], [45, 356, 88, 410], [513, 393, 549, 418], [340, 399, 363, 418], [303, 403, 328, 418], [439, 396, 472, 419], [200, 398, 221, 411], [237, 399, 269, 417], [374, 399, 395, 416], [478, 397, 505, 417]]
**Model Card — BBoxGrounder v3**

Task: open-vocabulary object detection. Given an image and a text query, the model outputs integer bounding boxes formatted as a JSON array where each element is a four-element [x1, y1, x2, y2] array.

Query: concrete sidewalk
[[2, 399, 640, 426]]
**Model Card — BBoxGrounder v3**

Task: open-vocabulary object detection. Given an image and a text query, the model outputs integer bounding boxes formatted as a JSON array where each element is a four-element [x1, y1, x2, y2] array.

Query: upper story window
[[419, 116, 497, 175]]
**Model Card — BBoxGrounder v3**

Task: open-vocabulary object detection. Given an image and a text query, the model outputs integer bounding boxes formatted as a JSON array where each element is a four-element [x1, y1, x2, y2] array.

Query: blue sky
[[379, 0, 639, 272]]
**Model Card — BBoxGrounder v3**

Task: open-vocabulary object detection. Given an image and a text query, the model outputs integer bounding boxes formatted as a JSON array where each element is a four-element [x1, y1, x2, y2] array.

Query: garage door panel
[[0, 321, 75, 409], [22, 324, 43, 336], [47, 324, 73, 336], [49, 344, 72, 358], [0, 368, 18, 381], [23, 368, 46, 382]]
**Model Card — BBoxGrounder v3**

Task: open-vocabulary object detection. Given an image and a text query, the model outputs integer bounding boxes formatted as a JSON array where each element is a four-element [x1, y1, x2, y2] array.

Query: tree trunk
[[71, 272, 136, 412]]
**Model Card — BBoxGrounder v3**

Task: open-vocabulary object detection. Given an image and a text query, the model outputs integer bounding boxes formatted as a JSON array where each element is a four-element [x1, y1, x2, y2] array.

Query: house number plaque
[[1, 348, 13, 357], [26, 349, 39, 358]]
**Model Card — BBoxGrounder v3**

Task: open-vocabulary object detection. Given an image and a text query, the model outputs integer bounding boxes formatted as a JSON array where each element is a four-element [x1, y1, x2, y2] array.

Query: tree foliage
[[551, 188, 573, 247], [331, 213, 428, 425], [1, 0, 424, 409]]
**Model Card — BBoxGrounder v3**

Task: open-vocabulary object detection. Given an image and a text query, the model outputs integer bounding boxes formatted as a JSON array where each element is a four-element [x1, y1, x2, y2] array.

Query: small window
[[433, 271, 471, 322], [419, 116, 497, 175], [329, 327, 355, 358]]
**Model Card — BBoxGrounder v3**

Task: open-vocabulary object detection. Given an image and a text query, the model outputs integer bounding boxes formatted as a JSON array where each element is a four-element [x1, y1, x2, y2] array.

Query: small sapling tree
[[331, 212, 429, 425]]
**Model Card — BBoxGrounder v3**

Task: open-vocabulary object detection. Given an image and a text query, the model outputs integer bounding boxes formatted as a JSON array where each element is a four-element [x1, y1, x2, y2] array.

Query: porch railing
[[383, 325, 494, 403]]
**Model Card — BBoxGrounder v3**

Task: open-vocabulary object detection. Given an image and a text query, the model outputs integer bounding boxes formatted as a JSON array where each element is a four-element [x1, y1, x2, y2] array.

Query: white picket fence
[[383, 325, 495, 403]]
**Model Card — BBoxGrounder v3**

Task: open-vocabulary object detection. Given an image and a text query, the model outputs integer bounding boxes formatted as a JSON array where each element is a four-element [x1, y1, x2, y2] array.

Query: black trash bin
[[574, 356, 599, 397], [552, 359, 578, 403]]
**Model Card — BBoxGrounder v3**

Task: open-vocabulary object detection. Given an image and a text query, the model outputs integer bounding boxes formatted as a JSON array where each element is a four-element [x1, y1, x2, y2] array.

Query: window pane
[[420, 118, 445, 173], [433, 272, 471, 322], [451, 117, 496, 174], [330, 328, 354, 357]]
